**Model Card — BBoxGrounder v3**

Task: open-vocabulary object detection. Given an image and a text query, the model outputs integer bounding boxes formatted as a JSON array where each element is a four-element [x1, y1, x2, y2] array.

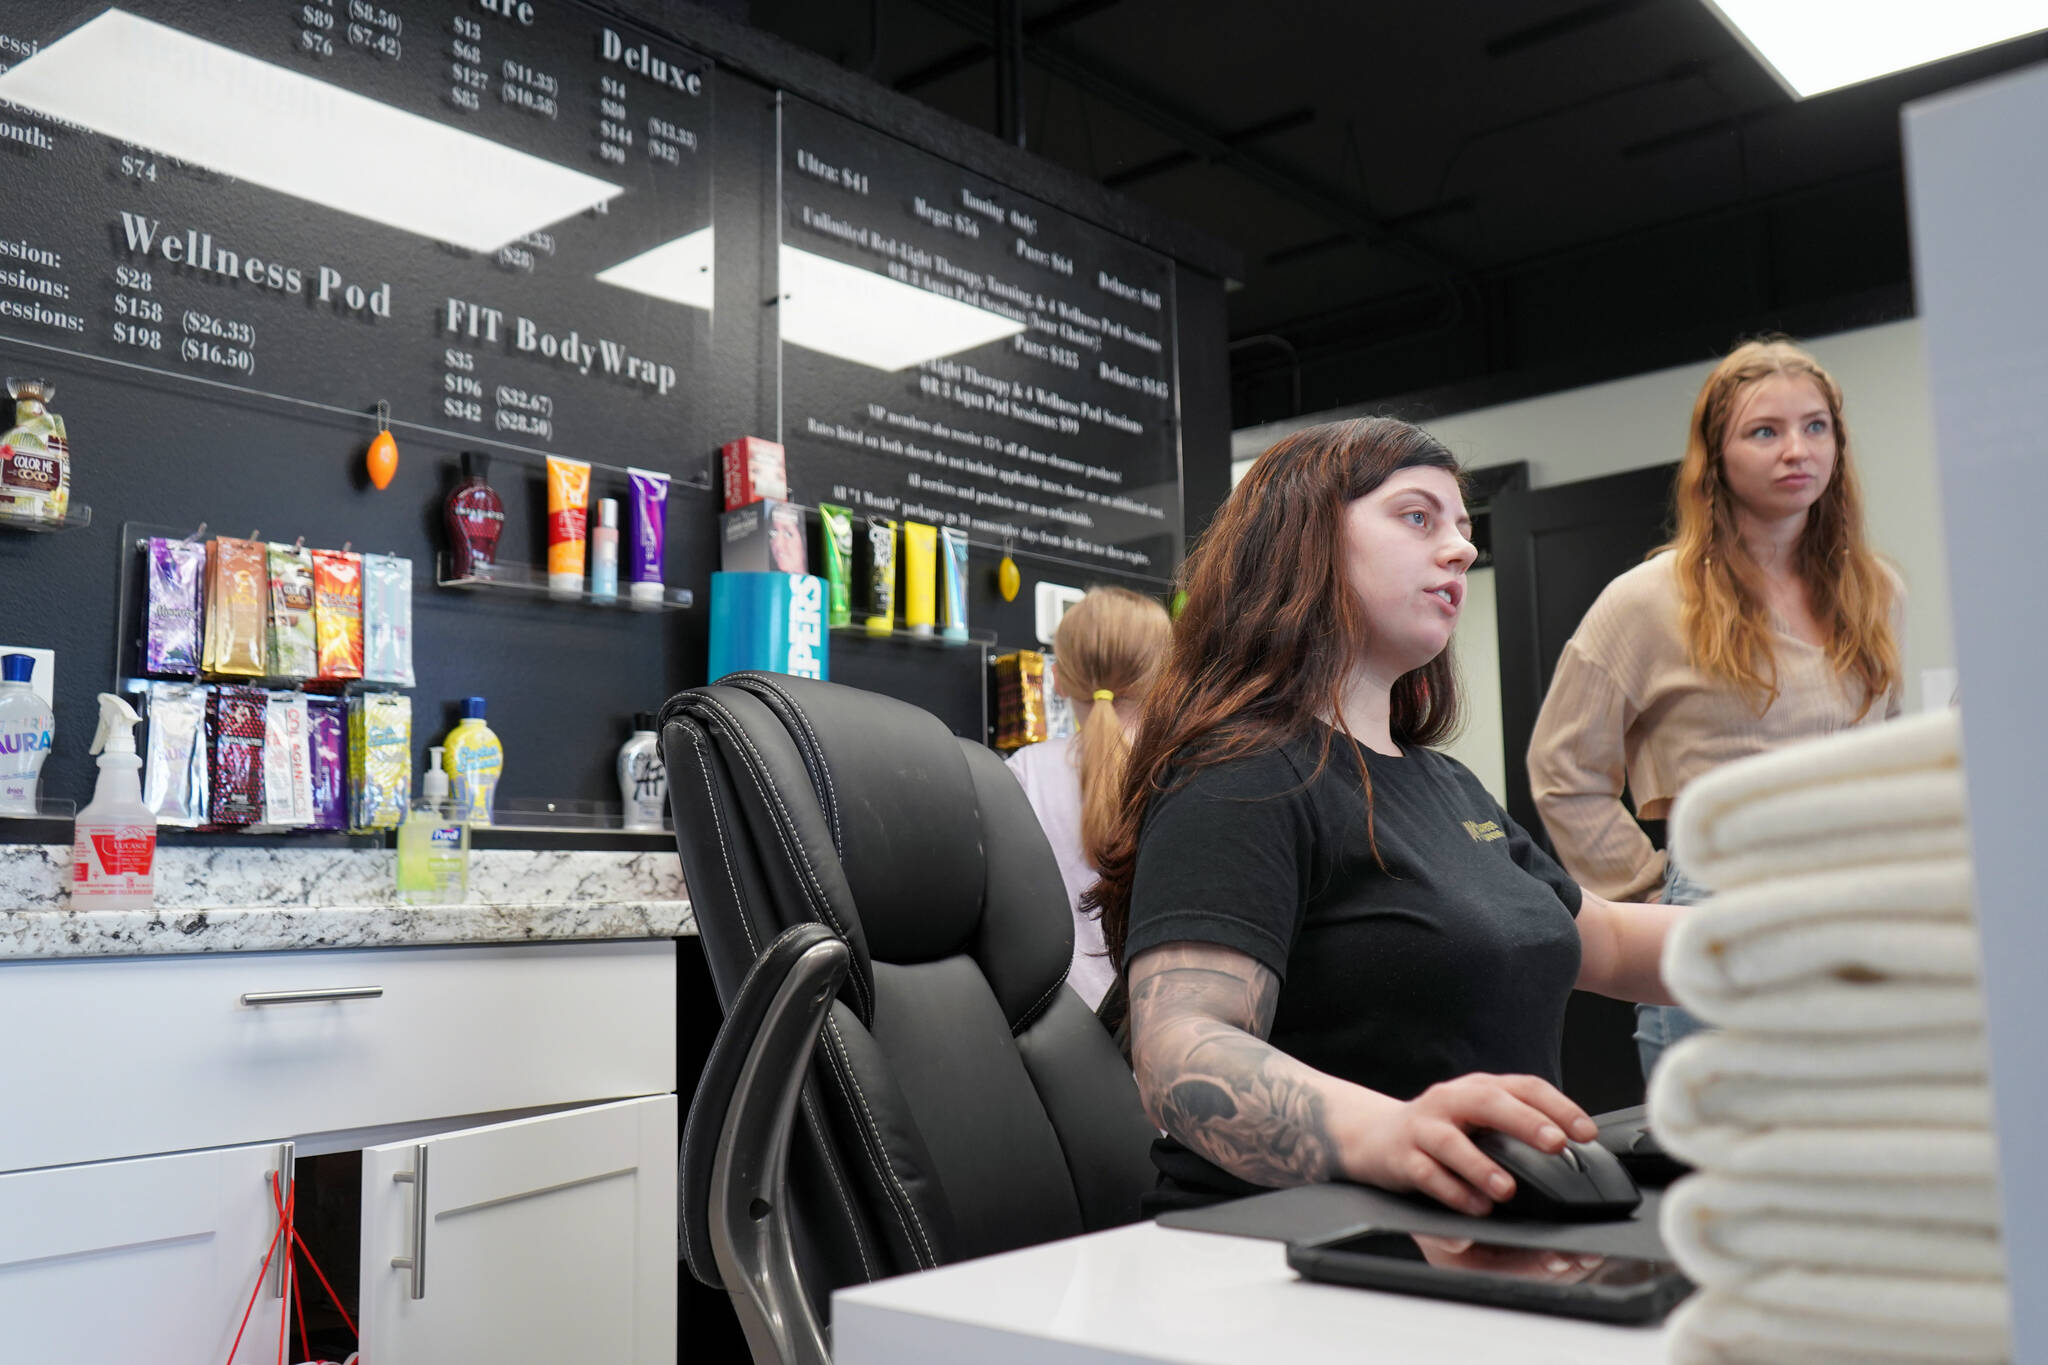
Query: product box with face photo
[[721, 499, 809, 575]]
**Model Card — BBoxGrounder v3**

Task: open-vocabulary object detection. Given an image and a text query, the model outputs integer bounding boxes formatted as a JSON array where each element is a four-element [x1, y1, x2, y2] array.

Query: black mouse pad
[[1157, 1182, 1670, 1261]]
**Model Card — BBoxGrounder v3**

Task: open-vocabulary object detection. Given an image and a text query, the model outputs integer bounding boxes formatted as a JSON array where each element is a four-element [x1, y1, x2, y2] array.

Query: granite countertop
[[0, 844, 694, 959]]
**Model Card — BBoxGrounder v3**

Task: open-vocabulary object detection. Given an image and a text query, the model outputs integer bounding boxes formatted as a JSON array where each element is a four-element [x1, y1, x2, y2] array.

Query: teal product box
[[707, 572, 829, 683]]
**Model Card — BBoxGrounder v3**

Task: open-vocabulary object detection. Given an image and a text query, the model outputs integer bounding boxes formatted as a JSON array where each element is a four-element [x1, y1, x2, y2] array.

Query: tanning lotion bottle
[[617, 712, 665, 832], [591, 497, 620, 603], [445, 451, 505, 581], [442, 697, 504, 825], [0, 378, 70, 524], [0, 653, 53, 815], [72, 694, 154, 909]]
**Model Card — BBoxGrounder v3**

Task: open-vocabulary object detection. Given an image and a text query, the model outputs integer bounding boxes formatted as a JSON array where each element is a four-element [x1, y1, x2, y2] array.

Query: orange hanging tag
[[366, 402, 398, 490]]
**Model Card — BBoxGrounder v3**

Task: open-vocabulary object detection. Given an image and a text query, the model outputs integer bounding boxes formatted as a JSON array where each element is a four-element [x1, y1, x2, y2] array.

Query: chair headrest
[[663, 674, 996, 996]]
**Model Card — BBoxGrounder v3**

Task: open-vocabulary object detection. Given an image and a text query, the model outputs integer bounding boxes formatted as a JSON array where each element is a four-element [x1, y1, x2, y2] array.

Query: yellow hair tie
[[1093, 689, 1114, 702]]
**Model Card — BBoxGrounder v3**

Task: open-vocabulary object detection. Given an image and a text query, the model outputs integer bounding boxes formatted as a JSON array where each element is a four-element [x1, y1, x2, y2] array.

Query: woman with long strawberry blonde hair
[[1006, 586, 1172, 1011], [1528, 336, 1903, 1078]]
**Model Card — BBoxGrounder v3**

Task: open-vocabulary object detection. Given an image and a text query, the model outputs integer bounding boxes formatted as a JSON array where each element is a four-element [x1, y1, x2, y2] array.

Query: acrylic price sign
[[777, 98, 1183, 577], [0, 0, 713, 460]]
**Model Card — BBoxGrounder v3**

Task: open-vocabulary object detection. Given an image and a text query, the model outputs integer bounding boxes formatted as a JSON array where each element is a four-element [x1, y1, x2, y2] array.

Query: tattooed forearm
[[1129, 944, 1342, 1188], [1154, 1022, 1338, 1185]]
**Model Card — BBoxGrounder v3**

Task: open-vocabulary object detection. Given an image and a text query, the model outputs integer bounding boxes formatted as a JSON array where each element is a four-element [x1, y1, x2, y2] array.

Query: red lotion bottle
[[446, 451, 506, 581]]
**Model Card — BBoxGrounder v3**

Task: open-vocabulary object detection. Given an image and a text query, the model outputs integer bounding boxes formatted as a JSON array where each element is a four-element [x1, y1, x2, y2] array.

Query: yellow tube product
[[902, 521, 937, 637], [545, 455, 591, 600]]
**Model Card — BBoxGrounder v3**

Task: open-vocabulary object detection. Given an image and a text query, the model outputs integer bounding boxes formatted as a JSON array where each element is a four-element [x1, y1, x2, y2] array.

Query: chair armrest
[[682, 921, 848, 1365]]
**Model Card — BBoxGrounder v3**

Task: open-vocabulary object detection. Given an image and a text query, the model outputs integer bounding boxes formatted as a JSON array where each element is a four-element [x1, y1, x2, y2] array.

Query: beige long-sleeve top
[[1527, 552, 1903, 901]]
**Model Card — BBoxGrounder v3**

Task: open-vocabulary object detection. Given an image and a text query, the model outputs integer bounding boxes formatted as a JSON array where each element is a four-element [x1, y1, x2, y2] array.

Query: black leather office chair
[[662, 673, 1157, 1365]]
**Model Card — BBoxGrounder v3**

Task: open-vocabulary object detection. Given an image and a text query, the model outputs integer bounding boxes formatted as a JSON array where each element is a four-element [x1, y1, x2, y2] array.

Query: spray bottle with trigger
[[72, 693, 155, 909]]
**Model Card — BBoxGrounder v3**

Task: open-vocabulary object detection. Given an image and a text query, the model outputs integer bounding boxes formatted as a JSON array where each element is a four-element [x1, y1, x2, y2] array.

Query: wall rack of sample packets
[[113, 522, 420, 834], [109, 520, 675, 840]]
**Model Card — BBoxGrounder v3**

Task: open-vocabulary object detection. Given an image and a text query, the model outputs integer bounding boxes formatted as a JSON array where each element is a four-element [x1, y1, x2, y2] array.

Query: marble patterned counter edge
[[0, 844, 686, 911], [0, 897, 697, 959]]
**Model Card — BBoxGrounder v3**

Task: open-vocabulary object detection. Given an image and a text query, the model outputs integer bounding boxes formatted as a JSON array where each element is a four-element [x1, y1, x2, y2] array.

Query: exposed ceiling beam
[[1231, 159, 1904, 378], [1621, 105, 1777, 158], [1100, 106, 1315, 189], [994, 0, 1025, 145], [1264, 198, 1476, 267], [894, 0, 1123, 93], [900, 0, 1470, 279], [1428, 57, 1725, 201], [1484, 0, 1659, 59]]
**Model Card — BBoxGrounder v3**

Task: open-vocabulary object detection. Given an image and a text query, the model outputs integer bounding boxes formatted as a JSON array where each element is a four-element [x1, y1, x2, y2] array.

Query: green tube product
[[939, 526, 970, 642], [818, 502, 854, 629], [862, 517, 897, 637], [902, 521, 937, 637]]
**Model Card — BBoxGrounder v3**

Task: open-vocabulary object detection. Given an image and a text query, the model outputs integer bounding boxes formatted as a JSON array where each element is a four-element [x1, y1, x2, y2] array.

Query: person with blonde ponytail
[[1528, 336, 1904, 1079], [1006, 586, 1172, 1010]]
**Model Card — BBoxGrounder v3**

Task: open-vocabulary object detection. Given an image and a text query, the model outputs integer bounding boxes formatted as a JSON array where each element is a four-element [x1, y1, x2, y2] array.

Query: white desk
[[832, 1221, 1672, 1364]]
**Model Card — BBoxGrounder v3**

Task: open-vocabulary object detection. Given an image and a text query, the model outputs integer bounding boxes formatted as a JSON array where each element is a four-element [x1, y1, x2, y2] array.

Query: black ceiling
[[734, 0, 2048, 427]]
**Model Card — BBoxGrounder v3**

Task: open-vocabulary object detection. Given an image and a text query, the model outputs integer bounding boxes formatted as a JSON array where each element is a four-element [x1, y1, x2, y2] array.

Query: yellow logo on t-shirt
[[1463, 819, 1505, 843]]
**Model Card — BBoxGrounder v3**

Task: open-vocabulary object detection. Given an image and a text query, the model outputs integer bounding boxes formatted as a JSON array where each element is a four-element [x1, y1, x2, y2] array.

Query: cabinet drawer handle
[[240, 986, 385, 1006], [270, 1144, 294, 1300], [391, 1143, 428, 1300]]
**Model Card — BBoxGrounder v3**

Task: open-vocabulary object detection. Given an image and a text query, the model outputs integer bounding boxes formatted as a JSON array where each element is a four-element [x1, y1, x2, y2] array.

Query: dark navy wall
[[0, 0, 1234, 831]]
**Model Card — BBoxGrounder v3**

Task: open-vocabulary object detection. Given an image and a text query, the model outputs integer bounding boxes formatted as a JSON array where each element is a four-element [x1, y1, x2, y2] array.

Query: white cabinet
[[0, 1142, 290, 1365], [0, 939, 680, 1364], [360, 1097, 677, 1364], [0, 939, 677, 1173]]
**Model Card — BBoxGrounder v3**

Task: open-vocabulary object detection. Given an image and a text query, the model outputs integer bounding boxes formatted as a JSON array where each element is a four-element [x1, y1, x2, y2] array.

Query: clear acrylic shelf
[[476, 797, 673, 836], [116, 673, 411, 697], [830, 624, 996, 650], [0, 796, 75, 821], [436, 553, 693, 611], [0, 504, 91, 533]]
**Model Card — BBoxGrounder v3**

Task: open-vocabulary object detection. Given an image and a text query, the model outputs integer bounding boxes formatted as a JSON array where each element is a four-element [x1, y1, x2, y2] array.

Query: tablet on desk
[[1288, 1229, 1694, 1326]]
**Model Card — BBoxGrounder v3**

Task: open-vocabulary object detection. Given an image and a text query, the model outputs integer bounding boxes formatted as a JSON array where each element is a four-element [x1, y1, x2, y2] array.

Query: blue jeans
[[1635, 859, 1712, 1080]]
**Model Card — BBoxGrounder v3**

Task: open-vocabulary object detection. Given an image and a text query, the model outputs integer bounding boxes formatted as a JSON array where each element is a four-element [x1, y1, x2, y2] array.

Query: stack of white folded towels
[[1649, 709, 2011, 1364]]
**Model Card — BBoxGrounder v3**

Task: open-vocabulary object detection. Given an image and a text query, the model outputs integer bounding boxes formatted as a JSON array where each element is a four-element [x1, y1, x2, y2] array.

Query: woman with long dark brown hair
[[1089, 416, 1680, 1213], [1528, 337, 1902, 1079]]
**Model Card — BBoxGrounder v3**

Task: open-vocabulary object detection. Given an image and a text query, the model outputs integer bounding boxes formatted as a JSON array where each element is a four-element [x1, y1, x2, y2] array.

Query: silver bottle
[[618, 712, 667, 832]]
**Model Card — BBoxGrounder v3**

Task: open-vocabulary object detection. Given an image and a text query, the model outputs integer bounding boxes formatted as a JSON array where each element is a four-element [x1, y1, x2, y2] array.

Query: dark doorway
[[1491, 462, 1678, 1115]]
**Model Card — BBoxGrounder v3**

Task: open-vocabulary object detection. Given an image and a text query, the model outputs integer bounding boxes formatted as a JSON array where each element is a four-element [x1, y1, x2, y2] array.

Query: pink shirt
[[1005, 737, 1117, 1011]]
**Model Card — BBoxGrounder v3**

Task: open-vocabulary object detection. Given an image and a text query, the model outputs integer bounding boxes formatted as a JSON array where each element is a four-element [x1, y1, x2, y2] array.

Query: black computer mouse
[[1471, 1128, 1643, 1221], [1594, 1104, 1692, 1188]]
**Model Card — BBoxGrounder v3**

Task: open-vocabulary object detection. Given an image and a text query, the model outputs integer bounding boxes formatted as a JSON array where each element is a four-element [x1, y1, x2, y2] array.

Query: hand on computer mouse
[[1469, 1129, 1643, 1221], [1345, 1072, 1598, 1217]]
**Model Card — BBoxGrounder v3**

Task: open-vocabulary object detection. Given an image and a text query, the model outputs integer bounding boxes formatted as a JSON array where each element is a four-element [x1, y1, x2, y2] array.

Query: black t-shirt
[[1125, 729, 1584, 1200]]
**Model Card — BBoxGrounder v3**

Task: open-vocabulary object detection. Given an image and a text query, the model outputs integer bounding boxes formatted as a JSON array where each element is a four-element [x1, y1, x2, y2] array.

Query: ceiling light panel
[[0, 8, 622, 252], [1705, 0, 2048, 98], [778, 245, 1026, 372], [597, 228, 716, 312]]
